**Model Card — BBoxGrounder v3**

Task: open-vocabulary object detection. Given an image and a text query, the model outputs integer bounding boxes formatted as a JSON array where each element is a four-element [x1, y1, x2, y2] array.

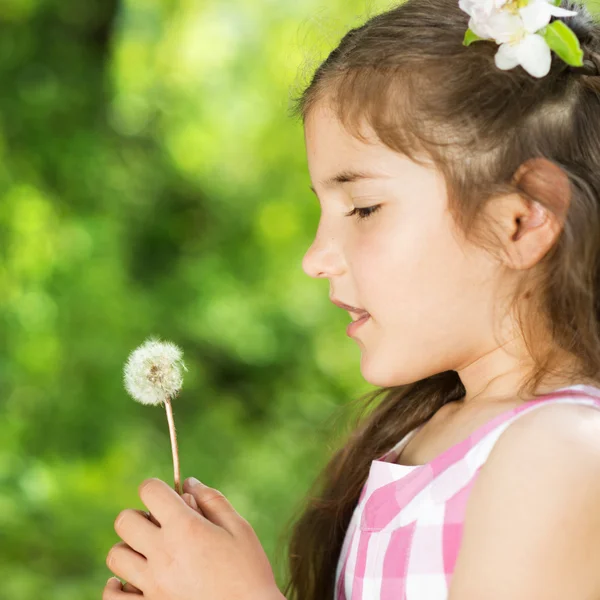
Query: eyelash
[[345, 205, 382, 221]]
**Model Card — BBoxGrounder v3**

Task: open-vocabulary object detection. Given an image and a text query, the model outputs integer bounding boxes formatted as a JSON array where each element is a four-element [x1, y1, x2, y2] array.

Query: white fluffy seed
[[123, 337, 188, 406]]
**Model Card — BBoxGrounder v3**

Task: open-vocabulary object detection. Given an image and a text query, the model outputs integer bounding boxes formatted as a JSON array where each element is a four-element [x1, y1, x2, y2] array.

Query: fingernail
[[188, 477, 201, 486]]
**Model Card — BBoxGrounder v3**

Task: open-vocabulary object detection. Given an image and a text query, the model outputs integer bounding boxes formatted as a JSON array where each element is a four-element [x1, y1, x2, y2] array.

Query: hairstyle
[[274, 1, 600, 598]]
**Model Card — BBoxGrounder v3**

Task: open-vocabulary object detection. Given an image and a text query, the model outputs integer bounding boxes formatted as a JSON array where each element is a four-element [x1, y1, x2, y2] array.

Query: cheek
[[353, 228, 491, 387], [351, 218, 436, 301], [355, 215, 489, 323]]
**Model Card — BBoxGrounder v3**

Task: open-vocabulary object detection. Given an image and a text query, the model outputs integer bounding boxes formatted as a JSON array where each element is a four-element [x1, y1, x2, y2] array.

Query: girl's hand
[[103, 477, 285, 600]]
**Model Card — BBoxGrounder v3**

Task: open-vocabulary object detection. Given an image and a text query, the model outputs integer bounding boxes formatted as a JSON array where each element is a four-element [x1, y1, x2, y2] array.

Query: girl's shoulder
[[365, 384, 600, 525], [482, 392, 600, 473], [411, 385, 600, 507], [447, 388, 600, 599], [393, 383, 600, 469], [464, 384, 600, 468]]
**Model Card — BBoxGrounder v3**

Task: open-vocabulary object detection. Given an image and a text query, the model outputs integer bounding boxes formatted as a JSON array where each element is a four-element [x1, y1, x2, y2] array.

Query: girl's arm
[[448, 403, 600, 600]]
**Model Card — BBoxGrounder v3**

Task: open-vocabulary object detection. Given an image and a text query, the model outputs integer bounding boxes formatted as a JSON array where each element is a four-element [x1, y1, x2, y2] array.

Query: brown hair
[[275, 1, 600, 598]]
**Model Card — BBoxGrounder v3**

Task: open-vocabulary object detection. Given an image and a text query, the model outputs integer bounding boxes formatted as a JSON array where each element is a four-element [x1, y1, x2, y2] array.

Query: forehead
[[304, 103, 424, 187], [304, 103, 377, 161]]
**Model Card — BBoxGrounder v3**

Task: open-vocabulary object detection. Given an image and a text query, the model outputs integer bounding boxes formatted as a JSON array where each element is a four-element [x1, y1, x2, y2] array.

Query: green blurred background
[[2, 0, 599, 598], [0, 0, 395, 598]]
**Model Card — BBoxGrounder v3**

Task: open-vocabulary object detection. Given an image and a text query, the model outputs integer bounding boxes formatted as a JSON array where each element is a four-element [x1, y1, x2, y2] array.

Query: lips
[[330, 297, 370, 316], [349, 310, 369, 322]]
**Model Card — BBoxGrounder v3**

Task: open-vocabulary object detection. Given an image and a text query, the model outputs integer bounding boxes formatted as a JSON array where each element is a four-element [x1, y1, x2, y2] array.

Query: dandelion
[[124, 337, 188, 495]]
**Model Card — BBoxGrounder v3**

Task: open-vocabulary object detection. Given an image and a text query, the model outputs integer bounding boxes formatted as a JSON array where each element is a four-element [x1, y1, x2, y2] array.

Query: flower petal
[[473, 11, 522, 42], [495, 42, 520, 70], [515, 33, 552, 77], [469, 16, 492, 39], [460, 0, 501, 19], [519, 1, 553, 33], [458, 0, 473, 16], [547, 4, 578, 17]]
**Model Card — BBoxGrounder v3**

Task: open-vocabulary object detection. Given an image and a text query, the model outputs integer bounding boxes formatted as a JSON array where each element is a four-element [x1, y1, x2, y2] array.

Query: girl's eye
[[345, 204, 382, 221]]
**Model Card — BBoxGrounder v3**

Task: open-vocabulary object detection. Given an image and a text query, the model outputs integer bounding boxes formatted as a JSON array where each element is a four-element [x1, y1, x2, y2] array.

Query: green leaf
[[551, 0, 561, 5], [463, 28, 484, 47], [542, 21, 584, 67]]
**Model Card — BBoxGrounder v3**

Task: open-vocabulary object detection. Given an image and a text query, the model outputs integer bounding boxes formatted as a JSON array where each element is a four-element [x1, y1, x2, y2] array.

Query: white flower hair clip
[[459, 0, 585, 78]]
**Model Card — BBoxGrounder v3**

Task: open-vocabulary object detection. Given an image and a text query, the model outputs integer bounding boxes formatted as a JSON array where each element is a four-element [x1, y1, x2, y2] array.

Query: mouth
[[331, 296, 370, 319], [346, 311, 371, 337], [349, 310, 370, 322]]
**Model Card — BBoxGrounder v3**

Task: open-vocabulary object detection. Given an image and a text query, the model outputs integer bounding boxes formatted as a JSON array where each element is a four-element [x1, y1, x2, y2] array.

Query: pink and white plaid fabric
[[334, 383, 600, 600]]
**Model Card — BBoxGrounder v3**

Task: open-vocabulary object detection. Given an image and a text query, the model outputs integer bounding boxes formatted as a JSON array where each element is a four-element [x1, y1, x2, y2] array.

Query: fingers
[[103, 577, 123, 598], [106, 541, 146, 591], [183, 478, 242, 533], [182, 492, 199, 511], [123, 581, 143, 595], [139, 478, 189, 526], [128, 507, 159, 526], [131, 507, 160, 527], [114, 509, 158, 556], [103, 578, 142, 598], [143, 509, 161, 527]]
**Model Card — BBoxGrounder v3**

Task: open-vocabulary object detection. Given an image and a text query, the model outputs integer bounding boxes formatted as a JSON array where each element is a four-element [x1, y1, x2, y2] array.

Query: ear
[[492, 158, 571, 271]]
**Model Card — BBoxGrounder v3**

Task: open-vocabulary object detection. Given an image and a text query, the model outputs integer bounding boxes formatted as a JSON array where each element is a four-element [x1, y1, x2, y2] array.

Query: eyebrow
[[309, 169, 385, 194]]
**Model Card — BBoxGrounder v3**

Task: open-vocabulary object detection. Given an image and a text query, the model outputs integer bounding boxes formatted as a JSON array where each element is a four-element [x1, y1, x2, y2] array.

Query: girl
[[281, 0, 600, 598], [104, 0, 600, 599]]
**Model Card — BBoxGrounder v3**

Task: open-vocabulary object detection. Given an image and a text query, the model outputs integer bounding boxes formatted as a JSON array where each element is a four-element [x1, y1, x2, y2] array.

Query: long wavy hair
[[274, 0, 600, 598]]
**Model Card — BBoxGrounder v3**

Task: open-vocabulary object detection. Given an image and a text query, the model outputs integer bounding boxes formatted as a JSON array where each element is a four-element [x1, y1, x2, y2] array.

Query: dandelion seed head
[[123, 337, 188, 406]]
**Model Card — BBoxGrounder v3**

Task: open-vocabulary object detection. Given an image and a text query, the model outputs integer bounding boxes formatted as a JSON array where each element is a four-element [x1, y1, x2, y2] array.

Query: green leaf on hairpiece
[[551, 0, 561, 5], [463, 28, 484, 47], [542, 21, 583, 67]]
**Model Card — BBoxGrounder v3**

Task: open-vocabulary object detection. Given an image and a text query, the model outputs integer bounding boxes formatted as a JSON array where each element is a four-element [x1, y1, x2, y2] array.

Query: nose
[[302, 233, 345, 279]]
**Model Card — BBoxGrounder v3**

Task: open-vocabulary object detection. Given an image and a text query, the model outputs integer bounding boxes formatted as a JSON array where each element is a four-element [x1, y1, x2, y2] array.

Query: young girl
[[104, 0, 600, 599], [279, 0, 600, 598]]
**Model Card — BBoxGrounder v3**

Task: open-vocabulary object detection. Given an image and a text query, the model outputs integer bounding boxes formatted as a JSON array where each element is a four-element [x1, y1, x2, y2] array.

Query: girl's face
[[302, 103, 510, 389]]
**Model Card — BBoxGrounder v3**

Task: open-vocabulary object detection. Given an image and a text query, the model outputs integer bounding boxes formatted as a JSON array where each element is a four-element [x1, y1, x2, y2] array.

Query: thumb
[[183, 477, 241, 532]]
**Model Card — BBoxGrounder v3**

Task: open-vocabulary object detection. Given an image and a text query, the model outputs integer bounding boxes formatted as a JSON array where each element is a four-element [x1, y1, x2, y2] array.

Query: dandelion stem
[[164, 395, 181, 495]]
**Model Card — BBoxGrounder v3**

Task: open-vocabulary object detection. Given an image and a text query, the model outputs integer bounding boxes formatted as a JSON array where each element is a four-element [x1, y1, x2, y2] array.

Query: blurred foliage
[[0, 0, 395, 598], [2, 0, 599, 598]]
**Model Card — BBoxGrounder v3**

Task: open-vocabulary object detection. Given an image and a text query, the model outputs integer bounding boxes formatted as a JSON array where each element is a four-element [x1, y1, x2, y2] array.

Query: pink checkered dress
[[334, 383, 600, 600]]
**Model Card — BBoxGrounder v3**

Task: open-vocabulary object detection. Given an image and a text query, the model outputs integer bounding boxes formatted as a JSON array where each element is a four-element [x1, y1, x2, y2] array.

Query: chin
[[359, 355, 399, 388], [359, 351, 422, 389]]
